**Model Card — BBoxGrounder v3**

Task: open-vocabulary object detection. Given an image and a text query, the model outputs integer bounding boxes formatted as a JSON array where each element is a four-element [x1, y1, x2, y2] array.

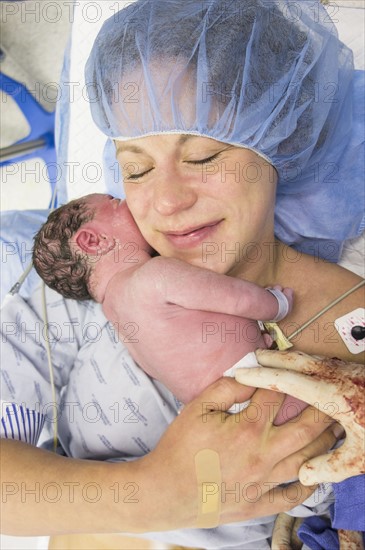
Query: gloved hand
[[235, 349, 365, 485]]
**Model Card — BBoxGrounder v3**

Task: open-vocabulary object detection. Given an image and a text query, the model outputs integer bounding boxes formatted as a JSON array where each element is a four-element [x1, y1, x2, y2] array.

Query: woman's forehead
[[115, 134, 224, 153], [114, 135, 273, 168]]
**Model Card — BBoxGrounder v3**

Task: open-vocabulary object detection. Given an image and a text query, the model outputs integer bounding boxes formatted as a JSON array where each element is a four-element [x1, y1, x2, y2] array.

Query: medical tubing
[[41, 282, 59, 452], [287, 280, 365, 341], [8, 261, 34, 295], [7, 175, 58, 295]]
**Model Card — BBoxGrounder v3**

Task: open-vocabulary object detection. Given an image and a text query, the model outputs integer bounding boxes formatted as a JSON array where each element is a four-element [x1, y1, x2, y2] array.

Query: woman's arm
[[1, 378, 340, 536]]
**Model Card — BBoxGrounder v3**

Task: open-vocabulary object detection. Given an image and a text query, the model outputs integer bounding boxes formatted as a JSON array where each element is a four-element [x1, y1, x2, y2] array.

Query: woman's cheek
[[125, 189, 145, 219]]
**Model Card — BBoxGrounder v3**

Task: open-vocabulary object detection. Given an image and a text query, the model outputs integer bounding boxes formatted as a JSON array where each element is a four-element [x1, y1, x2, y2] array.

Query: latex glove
[[235, 349, 365, 485]]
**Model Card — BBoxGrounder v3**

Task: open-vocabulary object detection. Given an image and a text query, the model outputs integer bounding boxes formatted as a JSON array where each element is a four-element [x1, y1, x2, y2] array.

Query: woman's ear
[[73, 228, 115, 256]]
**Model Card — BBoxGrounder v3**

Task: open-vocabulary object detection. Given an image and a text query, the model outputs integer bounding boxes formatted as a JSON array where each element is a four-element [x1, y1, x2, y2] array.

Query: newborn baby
[[33, 193, 304, 422]]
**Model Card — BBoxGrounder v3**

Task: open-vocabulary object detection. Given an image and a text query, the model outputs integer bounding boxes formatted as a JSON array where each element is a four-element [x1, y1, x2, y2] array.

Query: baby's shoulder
[[140, 256, 193, 282]]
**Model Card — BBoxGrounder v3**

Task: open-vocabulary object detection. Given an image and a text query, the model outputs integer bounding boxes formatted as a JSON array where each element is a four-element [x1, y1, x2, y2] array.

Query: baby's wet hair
[[33, 198, 95, 300]]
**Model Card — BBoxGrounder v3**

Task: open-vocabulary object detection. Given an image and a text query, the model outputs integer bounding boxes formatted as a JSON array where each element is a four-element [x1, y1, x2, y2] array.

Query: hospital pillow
[[1, 209, 47, 305]]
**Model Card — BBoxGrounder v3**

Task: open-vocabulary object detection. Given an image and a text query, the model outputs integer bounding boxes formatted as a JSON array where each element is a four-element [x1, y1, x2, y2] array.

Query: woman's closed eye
[[124, 167, 153, 181], [123, 150, 225, 181], [186, 152, 223, 165]]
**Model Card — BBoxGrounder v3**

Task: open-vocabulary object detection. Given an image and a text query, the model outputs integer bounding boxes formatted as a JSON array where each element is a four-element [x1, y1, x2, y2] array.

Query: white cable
[[42, 185, 59, 452], [41, 282, 58, 452], [8, 260, 34, 295]]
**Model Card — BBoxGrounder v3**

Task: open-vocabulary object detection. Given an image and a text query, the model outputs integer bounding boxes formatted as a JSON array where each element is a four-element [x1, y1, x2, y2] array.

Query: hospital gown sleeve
[[0, 285, 94, 445]]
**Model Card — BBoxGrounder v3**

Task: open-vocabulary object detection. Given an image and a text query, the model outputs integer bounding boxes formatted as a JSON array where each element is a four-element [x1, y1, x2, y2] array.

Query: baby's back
[[103, 256, 265, 403]]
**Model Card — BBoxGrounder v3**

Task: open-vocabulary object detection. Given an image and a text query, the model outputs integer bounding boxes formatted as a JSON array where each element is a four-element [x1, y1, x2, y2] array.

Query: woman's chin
[[177, 254, 235, 274], [152, 239, 241, 273]]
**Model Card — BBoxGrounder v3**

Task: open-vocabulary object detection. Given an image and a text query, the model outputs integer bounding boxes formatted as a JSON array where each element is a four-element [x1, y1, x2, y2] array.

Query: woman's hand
[[235, 349, 365, 485], [135, 377, 341, 530], [0, 377, 340, 536]]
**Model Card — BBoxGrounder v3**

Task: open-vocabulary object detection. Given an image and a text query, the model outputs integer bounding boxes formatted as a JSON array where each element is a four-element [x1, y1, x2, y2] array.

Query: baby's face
[[85, 194, 153, 254]]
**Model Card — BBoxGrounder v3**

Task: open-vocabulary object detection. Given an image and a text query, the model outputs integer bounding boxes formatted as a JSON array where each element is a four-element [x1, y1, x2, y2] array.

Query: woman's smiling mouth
[[161, 220, 223, 248]]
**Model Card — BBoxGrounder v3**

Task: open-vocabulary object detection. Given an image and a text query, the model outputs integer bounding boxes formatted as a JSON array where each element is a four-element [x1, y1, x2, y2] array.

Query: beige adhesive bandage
[[195, 449, 222, 528]]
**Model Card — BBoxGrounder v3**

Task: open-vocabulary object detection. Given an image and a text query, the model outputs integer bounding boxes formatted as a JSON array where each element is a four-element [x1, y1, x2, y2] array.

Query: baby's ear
[[73, 228, 115, 256]]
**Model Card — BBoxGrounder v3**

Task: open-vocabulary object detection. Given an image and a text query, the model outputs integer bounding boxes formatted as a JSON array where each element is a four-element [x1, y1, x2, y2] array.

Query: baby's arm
[[148, 256, 292, 321]]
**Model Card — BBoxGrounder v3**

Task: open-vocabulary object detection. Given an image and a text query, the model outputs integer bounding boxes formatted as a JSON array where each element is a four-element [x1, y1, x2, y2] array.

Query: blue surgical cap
[[86, 0, 364, 261]]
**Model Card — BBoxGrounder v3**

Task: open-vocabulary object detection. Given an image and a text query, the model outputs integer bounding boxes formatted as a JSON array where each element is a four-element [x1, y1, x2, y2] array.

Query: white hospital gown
[[1, 284, 277, 550]]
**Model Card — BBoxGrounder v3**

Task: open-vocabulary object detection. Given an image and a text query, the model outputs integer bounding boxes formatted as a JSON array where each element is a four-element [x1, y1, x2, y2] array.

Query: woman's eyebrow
[[178, 135, 199, 145], [115, 135, 201, 156], [115, 144, 144, 155]]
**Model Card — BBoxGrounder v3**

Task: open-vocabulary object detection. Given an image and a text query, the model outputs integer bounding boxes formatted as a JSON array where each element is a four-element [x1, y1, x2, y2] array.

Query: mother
[[87, 2, 363, 366], [85, 0, 364, 539], [1, 0, 363, 548]]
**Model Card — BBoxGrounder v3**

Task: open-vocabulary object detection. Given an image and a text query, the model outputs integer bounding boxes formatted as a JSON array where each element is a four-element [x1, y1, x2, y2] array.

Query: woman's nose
[[152, 172, 198, 216]]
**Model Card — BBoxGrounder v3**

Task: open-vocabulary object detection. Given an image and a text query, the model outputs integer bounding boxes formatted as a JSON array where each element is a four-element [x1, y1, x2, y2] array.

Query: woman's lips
[[162, 220, 223, 249]]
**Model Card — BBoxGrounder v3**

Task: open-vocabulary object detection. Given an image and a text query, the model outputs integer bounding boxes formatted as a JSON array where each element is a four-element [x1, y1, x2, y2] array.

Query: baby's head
[[33, 193, 152, 300]]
